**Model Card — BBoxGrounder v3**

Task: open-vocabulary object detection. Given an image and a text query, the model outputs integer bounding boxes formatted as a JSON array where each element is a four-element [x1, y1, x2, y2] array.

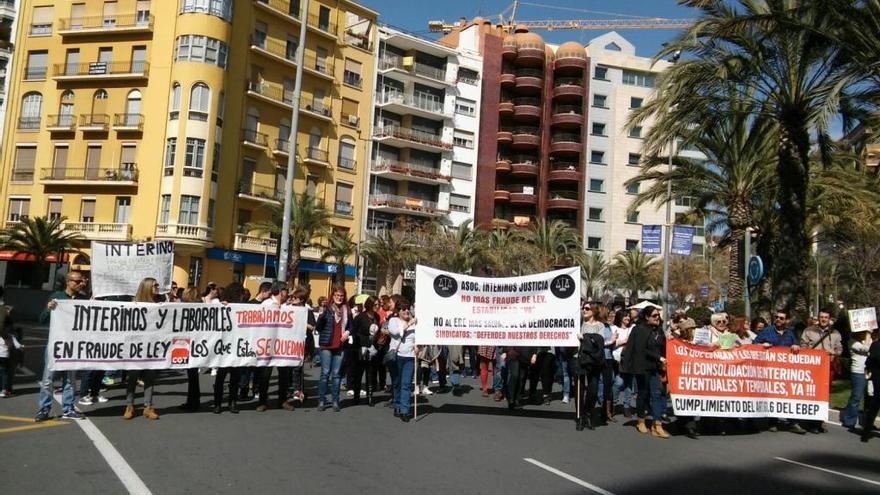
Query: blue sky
[[358, 0, 697, 57]]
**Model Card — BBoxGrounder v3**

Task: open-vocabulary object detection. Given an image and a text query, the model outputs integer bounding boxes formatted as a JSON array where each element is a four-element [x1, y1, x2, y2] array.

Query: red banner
[[666, 340, 830, 420]]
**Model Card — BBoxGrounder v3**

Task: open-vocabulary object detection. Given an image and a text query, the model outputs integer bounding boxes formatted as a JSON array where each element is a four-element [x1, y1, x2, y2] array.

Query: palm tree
[[417, 220, 486, 274], [0, 216, 82, 288], [481, 228, 545, 277], [320, 230, 356, 286], [246, 193, 330, 284], [632, 0, 866, 309], [516, 219, 580, 268], [626, 96, 777, 300], [609, 250, 660, 304], [361, 226, 416, 295], [578, 251, 608, 300]]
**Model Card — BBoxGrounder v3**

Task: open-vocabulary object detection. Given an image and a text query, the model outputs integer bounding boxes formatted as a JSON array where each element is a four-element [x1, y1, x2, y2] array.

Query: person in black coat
[[502, 346, 536, 410], [861, 338, 880, 442], [349, 296, 381, 406], [621, 306, 669, 438]]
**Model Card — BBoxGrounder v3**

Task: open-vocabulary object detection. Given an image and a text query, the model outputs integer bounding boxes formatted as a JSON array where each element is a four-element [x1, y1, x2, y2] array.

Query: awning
[[0, 251, 69, 262]]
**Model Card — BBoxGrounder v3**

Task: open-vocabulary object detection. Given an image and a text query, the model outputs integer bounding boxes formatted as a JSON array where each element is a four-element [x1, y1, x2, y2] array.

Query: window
[[175, 35, 228, 68], [590, 150, 605, 164], [211, 143, 220, 182], [19, 93, 42, 129], [119, 145, 136, 171], [91, 89, 108, 116], [12, 147, 36, 181], [334, 182, 353, 216], [626, 211, 640, 223], [588, 207, 603, 221], [30, 6, 53, 35], [626, 182, 639, 194], [453, 130, 474, 148], [131, 46, 146, 73], [592, 94, 608, 108], [184, 138, 206, 176], [628, 153, 641, 166], [8, 198, 30, 221], [115, 197, 131, 224], [64, 49, 79, 76], [180, 0, 232, 21], [170, 83, 181, 119], [675, 196, 695, 207], [451, 161, 472, 180], [625, 239, 639, 251], [306, 174, 319, 198], [85, 146, 102, 179], [207, 199, 216, 228], [587, 236, 602, 250], [102, 2, 117, 27], [25, 51, 47, 79], [164, 138, 177, 176], [692, 243, 705, 256], [253, 21, 267, 48], [124, 90, 141, 123], [80, 199, 96, 223], [343, 59, 362, 87], [594, 66, 608, 80], [98, 47, 113, 64], [187, 256, 203, 288], [318, 5, 331, 31], [216, 91, 225, 128], [449, 194, 470, 213], [589, 179, 604, 192], [629, 126, 643, 138], [47, 198, 62, 221], [136, 0, 151, 25], [159, 195, 171, 224], [622, 70, 655, 88], [455, 98, 476, 116], [286, 36, 298, 61], [458, 68, 479, 85], [591, 122, 606, 136], [178, 195, 200, 225], [630, 97, 643, 109], [52, 147, 68, 179], [338, 138, 356, 170], [189, 83, 210, 121]]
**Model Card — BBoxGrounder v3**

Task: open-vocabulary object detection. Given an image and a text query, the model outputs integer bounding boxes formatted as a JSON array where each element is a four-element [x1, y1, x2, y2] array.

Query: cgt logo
[[433, 274, 458, 298], [170, 338, 191, 365], [550, 274, 576, 299]]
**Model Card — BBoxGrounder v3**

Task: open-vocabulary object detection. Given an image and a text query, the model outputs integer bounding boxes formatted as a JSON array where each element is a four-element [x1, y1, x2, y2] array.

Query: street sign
[[748, 255, 764, 286], [700, 283, 709, 299], [671, 225, 695, 256], [641, 225, 661, 254]]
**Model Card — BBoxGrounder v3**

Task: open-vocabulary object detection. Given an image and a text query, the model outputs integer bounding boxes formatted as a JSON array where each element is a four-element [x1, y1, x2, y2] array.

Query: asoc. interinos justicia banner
[[414, 265, 581, 347], [666, 340, 830, 420], [48, 300, 307, 370]]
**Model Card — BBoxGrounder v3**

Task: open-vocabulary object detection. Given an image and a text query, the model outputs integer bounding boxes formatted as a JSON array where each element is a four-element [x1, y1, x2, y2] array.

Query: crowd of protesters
[[23, 271, 880, 442]]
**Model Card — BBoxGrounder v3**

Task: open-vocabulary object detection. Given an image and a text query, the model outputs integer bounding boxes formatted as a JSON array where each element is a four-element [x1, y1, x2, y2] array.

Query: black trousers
[[528, 352, 556, 399], [465, 346, 479, 376], [507, 359, 528, 406], [257, 367, 292, 406], [86, 370, 103, 398], [185, 368, 200, 406], [575, 370, 600, 421], [213, 367, 240, 405], [862, 374, 880, 439], [601, 364, 613, 405], [349, 358, 374, 401]]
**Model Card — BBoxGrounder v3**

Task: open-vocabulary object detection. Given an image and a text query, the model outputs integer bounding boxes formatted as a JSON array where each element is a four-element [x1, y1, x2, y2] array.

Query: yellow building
[[0, 0, 377, 299]]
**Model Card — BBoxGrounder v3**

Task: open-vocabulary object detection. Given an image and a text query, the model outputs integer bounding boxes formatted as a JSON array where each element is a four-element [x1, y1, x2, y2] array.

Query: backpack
[[577, 333, 606, 369]]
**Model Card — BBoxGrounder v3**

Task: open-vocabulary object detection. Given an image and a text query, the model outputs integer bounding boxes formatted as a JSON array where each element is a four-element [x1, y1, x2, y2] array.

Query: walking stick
[[576, 376, 581, 423]]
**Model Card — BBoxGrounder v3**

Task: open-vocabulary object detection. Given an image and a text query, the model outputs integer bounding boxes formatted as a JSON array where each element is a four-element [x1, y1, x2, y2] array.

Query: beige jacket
[[800, 325, 843, 356]]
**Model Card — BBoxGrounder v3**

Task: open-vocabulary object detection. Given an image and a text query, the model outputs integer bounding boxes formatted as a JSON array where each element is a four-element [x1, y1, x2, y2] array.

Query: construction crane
[[428, 0, 694, 33]]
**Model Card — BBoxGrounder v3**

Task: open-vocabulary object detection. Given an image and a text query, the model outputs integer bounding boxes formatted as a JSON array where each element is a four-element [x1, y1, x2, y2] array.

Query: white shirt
[[852, 338, 873, 374], [387, 317, 416, 358], [612, 325, 633, 362]]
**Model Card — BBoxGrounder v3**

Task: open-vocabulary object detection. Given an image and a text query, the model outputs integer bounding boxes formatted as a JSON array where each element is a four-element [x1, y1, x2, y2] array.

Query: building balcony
[[63, 222, 133, 241], [493, 188, 511, 202], [306, 12, 337, 39], [53, 61, 149, 81], [510, 158, 539, 177], [512, 127, 541, 148], [251, 36, 299, 68], [379, 56, 450, 88], [496, 158, 512, 173], [509, 188, 538, 205], [58, 14, 154, 36], [300, 97, 334, 122], [516, 42, 545, 66], [238, 181, 282, 204], [500, 70, 516, 87], [234, 233, 278, 254], [554, 53, 588, 73], [369, 193, 447, 217], [17, 117, 40, 131], [303, 146, 331, 167], [46, 114, 77, 132], [551, 105, 583, 127], [303, 53, 335, 80], [247, 80, 294, 110], [274, 138, 291, 156], [335, 201, 353, 217], [156, 224, 214, 245], [497, 127, 513, 145], [491, 218, 512, 229], [498, 100, 514, 117], [553, 79, 585, 101], [79, 114, 110, 132], [376, 91, 449, 120], [502, 39, 517, 60], [253, 0, 301, 24], [547, 190, 580, 210], [371, 158, 451, 185], [113, 113, 144, 131], [513, 97, 542, 121], [548, 163, 581, 182], [514, 69, 543, 94], [550, 133, 582, 154], [41, 167, 138, 185], [242, 129, 269, 149], [373, 125, 452, 152]]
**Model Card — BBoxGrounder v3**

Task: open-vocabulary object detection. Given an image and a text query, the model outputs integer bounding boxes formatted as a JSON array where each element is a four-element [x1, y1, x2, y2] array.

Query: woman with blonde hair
[[125, 277, 161, 420]]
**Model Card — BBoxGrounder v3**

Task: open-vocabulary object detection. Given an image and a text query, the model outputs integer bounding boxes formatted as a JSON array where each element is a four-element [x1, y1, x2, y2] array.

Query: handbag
[[383, 330, 405, 365]]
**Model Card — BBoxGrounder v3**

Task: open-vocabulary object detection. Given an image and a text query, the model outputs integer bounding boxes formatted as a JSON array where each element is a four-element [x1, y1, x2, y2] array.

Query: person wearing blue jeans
[[386, 299, 416, 421], [392, 356, 415, 419], [318, 349, 344, 408], [842, 331, 872, 429], [315, 286, 352, 412], [493, 346, 507, 401], [555, 348, 571, 403]]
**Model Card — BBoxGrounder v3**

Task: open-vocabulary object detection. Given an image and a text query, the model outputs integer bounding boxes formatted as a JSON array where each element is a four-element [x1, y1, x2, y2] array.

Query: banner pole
[[413, 355, 418, 421], [576, 376, 581, 422]]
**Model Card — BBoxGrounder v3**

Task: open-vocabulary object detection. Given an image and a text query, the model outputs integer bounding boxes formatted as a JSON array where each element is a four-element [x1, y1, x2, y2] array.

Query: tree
[[0, 216, 82, 288], [413, 220, 486, 274], [246, 193, 330, 285], [633, 0, 869, 310], [609, 250, 660, 304], [515, 219, 580, 269], [578, 251, 608, 300], [667, 255, 710, 309], [481, 228, 546, 277], [361, 226, 416, 295], [320, 230, 356, 287]]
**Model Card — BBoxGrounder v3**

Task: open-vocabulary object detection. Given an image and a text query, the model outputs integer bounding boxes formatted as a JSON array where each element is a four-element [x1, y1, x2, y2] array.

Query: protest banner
[[666, 340, 829, 420], [47, 300, 307, 371], [414, 265, 580, 346], [90, 240, 175, 297], [848, 307, 878, 333]]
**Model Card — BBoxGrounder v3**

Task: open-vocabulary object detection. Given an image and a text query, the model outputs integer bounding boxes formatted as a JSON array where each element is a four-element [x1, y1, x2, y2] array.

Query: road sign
[[748, 255, 764, 286]]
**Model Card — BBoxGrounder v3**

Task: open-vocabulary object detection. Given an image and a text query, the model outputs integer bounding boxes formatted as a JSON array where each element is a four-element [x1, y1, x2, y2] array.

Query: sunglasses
[[69, 279, 84, 284], [649, 313, 661, 318], [775, 316, 786, 320]]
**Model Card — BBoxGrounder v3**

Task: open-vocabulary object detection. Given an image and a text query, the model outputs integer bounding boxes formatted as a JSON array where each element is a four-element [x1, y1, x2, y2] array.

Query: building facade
[[0, 0, 16, 138], [0, 0, 376, 298]]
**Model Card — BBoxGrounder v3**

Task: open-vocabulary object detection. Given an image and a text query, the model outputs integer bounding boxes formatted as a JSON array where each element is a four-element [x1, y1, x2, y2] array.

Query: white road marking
[[775, 457, 880, 487], [53, 391, 153, 495], [524, 458, 616, 495]]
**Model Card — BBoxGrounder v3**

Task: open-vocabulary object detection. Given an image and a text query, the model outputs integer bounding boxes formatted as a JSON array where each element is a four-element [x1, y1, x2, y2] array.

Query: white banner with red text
[[48, 300, 307, 370], [414, 265, 580, 347], [667, 340, 830, 420]]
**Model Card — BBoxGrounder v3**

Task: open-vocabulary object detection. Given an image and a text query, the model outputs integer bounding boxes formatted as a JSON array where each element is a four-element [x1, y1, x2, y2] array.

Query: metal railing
[[515, 68, 543, 78], [338, 157, 356, 170], [41, 167, 138, 181], [248, 80, 295, 106], [553, 105, 583, 115], [303, 53, 334, 76], [554, 78, 583, 87], [305, 147, 329, 162], [377, 91, 445, 113], [307, 12, 336, 35], [80, 114, 110, 128], [252, 36, 298, 63], [47, 114, 76, 129], [58, 13, 154, 31], [114, 113, 144, 128], [242, 129, 269, 146], [509, 155, 539, 164], [513, 97, 541, 106], [551, 133, 581, 143], [369, 193, 444, 213], [373, 125, 451, 149], [274, 138, 290, 153], [301, 97, 333, 117], [379, 57, 447, 83], [54, 61, 149, 77], [371, 158, 450, 181], [24, 67, 47, 79], [343, 70, 362, 88], [513, 127, 541, 136], [551, 162, 580, 171], [11, 170, 35, 181], [239, 181, 282, 201], [254, 0, 300, 19], [335, 201, 353, 216], [549, 190, 579, 200]]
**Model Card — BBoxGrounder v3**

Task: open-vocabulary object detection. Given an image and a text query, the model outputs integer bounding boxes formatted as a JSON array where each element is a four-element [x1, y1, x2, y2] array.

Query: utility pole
[[277, 0, 310, 284], [744, 227, 751, 321], [660, 50, 679, 322]]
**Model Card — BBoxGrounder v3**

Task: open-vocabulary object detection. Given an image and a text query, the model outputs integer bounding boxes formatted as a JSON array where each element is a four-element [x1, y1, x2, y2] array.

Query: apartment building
[[0, 0, 376, 297], [361, 25, 482, 293], [0, 0, 16, 137]]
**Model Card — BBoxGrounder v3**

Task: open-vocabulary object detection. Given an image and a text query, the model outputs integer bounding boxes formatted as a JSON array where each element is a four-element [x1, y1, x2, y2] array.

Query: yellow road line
[[0, 414, 44, 423], [0, 420, 69, 434]]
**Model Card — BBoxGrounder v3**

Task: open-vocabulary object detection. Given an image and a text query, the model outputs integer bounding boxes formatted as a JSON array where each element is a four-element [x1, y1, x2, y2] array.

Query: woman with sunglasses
[[621, 307, 669, 438], [610, 309, 635, 418], [315, 286, 352, 411], [573, 303, 606, 430], [387, 299, 417, 421], [124, 277, 162, 420]]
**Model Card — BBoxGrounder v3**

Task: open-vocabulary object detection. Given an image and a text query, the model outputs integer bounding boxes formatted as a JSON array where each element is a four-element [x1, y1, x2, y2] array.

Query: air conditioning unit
[[347, 114, 359, 126]]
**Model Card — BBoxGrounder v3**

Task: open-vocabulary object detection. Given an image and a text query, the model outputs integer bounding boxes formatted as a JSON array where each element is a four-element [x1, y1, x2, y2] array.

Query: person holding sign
[[753, 310, 805, 434], [842, 329, 873, 430], [123, 278, 161, 420], [315, 286, 352, 412]]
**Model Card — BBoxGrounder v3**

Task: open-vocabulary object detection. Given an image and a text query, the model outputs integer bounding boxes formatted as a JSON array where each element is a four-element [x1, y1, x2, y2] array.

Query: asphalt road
[[1, 326, 879, 495]]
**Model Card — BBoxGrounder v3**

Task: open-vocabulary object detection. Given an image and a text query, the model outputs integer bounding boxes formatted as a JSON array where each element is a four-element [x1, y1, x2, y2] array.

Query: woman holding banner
[[125, 278, 161, 420], [387, 299, 417, 422], [621, 307, 668, 438], [212, 283, 245, 414]]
